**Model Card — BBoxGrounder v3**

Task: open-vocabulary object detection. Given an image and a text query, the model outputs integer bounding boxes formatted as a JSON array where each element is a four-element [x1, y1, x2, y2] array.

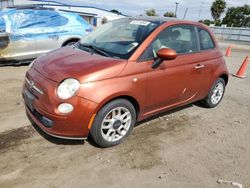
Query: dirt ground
[[0, 48, 249, 188]]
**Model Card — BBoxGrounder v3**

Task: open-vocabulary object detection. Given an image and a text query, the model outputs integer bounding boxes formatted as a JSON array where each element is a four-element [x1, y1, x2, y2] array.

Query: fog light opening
[[58, 103, 74, 114]]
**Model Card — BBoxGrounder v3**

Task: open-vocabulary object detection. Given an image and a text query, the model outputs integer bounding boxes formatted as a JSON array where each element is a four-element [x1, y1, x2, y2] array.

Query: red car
[[23, 18, 228, 147]]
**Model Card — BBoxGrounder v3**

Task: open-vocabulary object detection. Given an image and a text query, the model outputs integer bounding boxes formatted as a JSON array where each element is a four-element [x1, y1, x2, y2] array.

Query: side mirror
[[151, 48, 177, 69]]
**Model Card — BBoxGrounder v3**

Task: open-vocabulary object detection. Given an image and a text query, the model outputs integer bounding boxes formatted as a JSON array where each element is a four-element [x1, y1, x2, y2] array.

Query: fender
[[60, 35, 81, 47], [93, 91, 142, 116]]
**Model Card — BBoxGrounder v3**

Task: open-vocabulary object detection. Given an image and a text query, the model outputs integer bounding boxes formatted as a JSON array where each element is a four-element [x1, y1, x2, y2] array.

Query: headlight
[[57, 78, 80, 100], [29, 59, 36, 69]]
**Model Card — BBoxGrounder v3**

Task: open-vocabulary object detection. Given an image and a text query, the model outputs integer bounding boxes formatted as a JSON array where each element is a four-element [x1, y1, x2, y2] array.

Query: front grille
[[27, 105, 53, 128]]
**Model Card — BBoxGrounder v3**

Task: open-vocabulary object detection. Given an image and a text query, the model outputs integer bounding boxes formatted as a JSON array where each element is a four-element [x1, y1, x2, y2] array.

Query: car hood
[[34, 47, 127, 83]]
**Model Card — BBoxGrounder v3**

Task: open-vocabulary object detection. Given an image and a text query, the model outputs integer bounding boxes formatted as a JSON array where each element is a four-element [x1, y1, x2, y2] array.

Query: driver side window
[[141, 25, 198, 60]]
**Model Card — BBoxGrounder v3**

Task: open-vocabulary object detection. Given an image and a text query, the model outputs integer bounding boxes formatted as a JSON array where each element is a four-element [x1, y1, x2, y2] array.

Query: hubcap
[[211, 82, 224, 105], [101, 107, 132, 142], [113, 120, 122, 130]]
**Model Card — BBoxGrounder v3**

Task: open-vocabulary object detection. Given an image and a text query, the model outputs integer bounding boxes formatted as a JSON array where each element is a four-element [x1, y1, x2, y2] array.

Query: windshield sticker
[[130, 20, 150, 26], [127, 42, 139, 52]]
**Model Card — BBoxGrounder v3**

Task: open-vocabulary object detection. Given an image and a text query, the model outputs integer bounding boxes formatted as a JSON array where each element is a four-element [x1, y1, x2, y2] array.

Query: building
[[0, 0, 14, 9], [1, 0, 127, 27]]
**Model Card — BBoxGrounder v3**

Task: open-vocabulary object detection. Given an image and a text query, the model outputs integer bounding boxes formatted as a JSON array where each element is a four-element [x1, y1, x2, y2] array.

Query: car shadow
[[136, 103, 194, 127], [0, 60, 32, 67]]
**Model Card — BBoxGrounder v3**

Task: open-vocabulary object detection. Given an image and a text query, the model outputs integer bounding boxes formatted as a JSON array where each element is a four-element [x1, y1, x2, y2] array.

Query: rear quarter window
[[198, 28, 215, 50]]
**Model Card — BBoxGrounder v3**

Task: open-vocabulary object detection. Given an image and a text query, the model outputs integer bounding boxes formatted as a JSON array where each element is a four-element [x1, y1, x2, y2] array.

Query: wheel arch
[[219, 73, 229, 85], [62, 38, 80, 47], [95, 95, 141, 119]]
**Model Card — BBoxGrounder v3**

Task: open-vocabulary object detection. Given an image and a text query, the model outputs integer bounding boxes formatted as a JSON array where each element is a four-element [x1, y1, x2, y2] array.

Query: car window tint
[[151, 25, 198, 57], [198, 28, 215, 50]]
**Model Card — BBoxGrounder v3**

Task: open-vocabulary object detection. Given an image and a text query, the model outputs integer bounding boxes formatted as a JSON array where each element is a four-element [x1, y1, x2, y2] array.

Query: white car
[[0, 6, 92, 65]]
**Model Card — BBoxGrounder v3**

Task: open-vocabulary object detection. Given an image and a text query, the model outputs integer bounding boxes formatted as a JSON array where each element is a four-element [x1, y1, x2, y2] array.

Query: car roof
[[125, 16, 204, 27]]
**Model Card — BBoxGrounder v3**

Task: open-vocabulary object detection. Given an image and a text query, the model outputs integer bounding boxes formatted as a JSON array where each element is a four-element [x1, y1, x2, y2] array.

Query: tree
[[101, 17, 108, 24], [222, 4, 250, 27], [210, 0, 226, 22], [164, 11, 175, 17], [110, 9, 122, 14], [199, 19, 212, 26], [146, 9, 157, 16]]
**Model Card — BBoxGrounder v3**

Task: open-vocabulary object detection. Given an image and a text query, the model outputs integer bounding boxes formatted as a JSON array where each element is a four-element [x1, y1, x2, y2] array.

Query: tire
[[90, 99, 136, 148], [64, 40, 78, 47], [65, 41, 77, 46], [200, 78, 226, 108]]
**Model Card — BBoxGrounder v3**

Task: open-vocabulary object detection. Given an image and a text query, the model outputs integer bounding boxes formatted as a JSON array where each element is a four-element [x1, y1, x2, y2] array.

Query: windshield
[[79, 18, 160, 59]]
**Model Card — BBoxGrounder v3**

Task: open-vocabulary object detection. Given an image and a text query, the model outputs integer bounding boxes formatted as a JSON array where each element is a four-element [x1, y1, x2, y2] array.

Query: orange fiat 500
[[23, 17, 228, 147]]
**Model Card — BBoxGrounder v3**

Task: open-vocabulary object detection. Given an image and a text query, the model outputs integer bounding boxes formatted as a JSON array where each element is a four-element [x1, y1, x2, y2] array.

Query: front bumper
[[22, 68, 98, 139], [26, 108, 87, 140], [24, 93, 98, 139]]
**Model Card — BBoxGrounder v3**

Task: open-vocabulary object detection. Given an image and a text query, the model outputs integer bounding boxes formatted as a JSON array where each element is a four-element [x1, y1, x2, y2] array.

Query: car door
[[34, 10, 67, 57], [3, 10, 36, 61], [143, 24, 205, 114], [196, 27, 218, 96]]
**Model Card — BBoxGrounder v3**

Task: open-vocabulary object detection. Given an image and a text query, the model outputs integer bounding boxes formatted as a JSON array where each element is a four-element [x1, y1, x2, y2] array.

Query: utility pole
[[175, 2, 180, 18]]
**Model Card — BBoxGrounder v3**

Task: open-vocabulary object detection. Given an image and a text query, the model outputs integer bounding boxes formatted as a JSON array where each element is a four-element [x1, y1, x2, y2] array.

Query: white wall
[[43, 5, 126, 26], [1, 0, 14, 9]]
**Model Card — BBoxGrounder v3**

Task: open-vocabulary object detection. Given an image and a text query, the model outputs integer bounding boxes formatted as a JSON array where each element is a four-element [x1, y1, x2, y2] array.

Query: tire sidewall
[[90, 99, 136, 147], [206, 78, 226, 108]]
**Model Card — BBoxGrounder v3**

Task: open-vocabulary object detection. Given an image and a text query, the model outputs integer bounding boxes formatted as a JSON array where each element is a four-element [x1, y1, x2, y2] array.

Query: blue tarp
[[0, 8, 92, 61]]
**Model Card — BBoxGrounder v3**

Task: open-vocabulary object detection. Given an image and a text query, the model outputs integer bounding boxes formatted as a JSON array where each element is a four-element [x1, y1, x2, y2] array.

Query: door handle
[[195, 64, 205, 69]]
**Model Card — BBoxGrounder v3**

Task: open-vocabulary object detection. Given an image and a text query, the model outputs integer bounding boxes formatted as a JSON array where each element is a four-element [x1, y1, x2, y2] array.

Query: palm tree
[[211, 0, 227, 21]]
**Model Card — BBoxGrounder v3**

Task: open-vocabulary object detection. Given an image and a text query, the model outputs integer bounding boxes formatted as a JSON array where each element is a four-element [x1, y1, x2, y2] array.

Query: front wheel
[[90, 99, 136, 148], [200, 78, 226, 108]]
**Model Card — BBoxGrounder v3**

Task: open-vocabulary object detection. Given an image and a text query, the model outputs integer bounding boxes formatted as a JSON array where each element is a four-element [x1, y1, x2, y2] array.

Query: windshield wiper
[[79, 43, 111, 57]]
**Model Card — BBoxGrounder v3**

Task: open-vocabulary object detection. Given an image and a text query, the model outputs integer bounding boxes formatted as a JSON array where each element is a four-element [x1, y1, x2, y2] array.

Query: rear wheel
[[200, 78, 225, 108], [90, 99, 136, 147], [65, 41, 77, 47], [63, 40, 79, 47]]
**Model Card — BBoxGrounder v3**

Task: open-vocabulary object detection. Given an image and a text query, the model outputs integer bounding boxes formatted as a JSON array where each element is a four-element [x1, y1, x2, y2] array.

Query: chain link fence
[[210, 26, 250, 42]]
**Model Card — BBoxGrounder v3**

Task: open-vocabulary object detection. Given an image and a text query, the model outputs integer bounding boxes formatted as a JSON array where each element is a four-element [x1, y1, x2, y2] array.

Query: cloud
[[36, 0, 250, 20]]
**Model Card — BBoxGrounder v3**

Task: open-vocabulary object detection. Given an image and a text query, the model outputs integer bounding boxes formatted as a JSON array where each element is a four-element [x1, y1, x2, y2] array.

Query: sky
[[31, 0, 250, 20]]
